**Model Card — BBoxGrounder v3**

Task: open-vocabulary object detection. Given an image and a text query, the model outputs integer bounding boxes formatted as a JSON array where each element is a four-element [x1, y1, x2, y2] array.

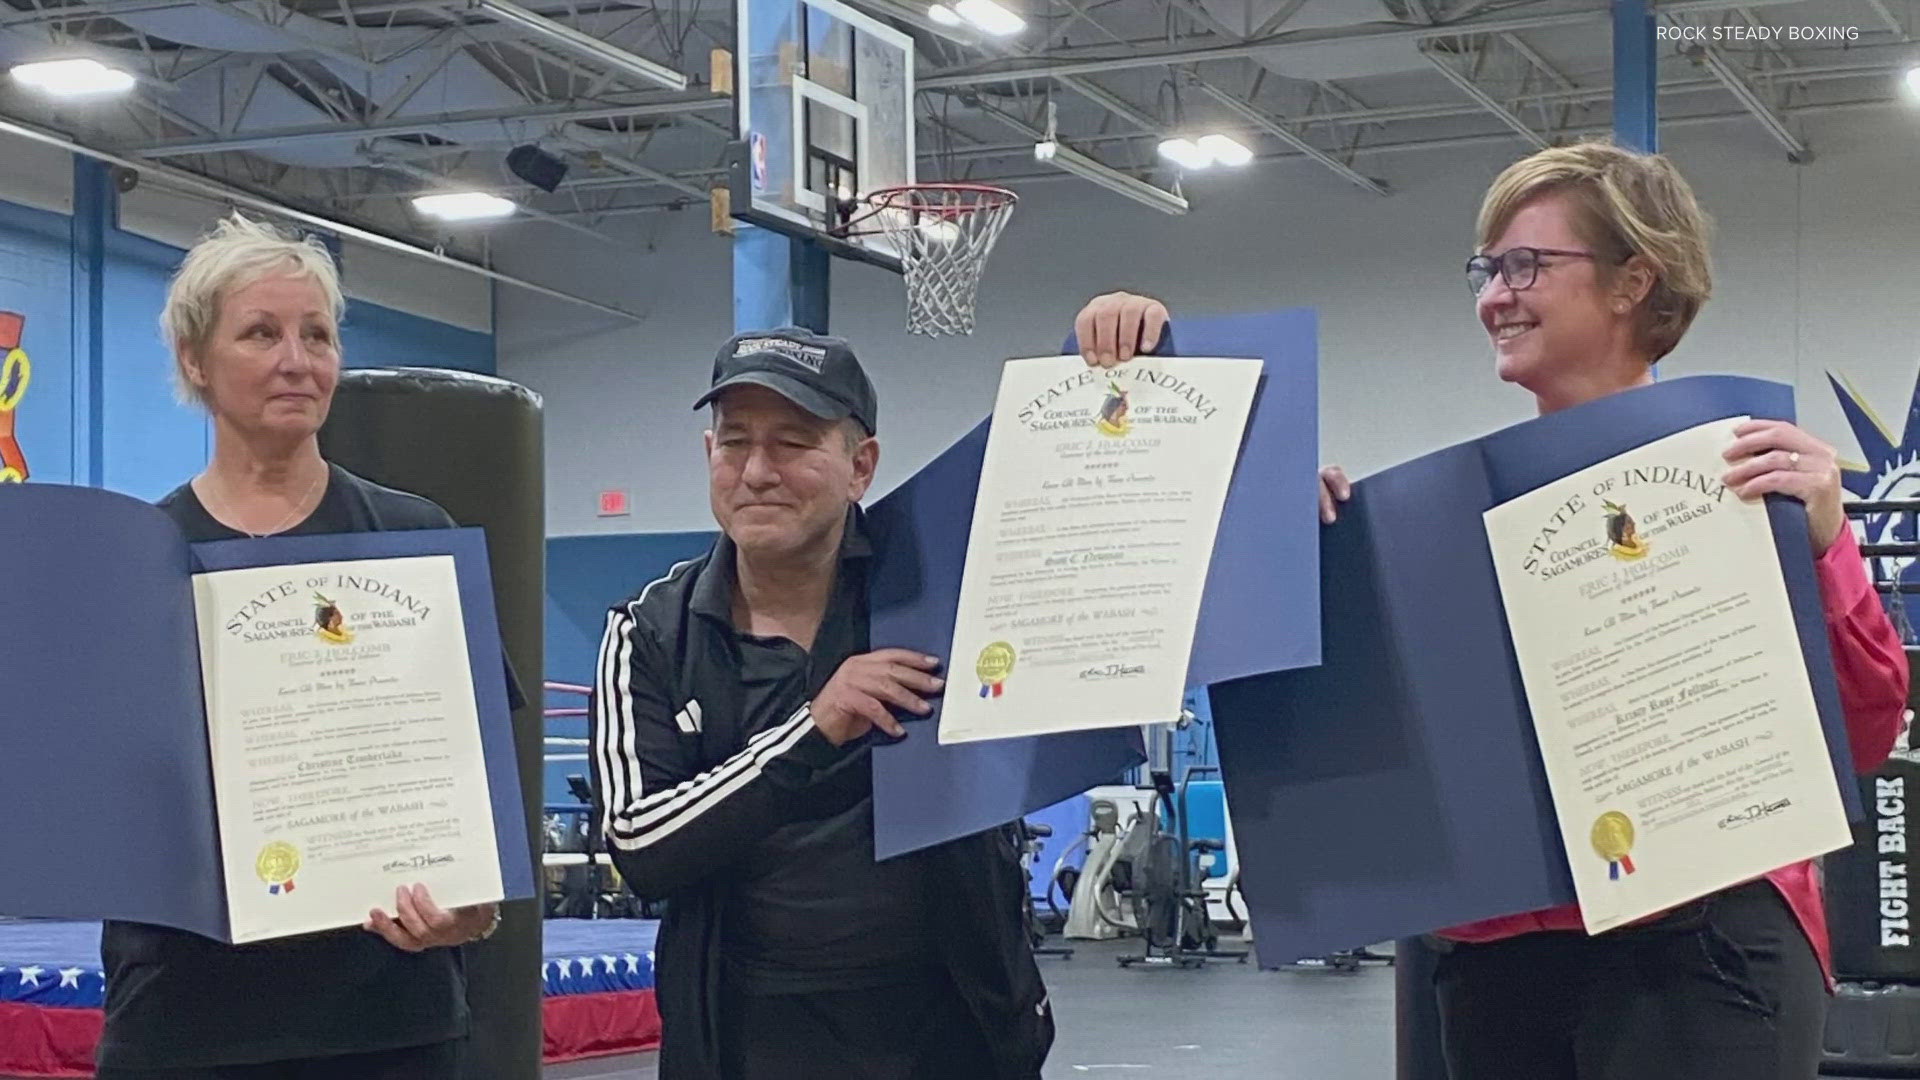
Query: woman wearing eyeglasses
[[1071, 140, 1908, 1080]]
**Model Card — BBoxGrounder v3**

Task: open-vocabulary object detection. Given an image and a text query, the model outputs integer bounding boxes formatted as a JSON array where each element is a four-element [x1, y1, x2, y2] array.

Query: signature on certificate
[[1078, 663, 1147, 681], [1717, 798, 1793, 830], [384, 853, 458, 872]]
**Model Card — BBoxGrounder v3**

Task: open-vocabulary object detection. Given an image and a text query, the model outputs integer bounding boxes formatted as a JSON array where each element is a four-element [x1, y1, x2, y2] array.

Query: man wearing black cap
[[589, 328, 1053, 1080]]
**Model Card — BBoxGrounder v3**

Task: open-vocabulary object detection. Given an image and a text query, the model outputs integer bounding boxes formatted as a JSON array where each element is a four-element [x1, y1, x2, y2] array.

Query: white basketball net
[[860, 185, 1017, 337]]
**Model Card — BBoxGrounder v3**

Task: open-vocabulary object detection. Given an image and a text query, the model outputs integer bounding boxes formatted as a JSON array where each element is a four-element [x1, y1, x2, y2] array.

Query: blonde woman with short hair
[[97, 213, 500, 1080]]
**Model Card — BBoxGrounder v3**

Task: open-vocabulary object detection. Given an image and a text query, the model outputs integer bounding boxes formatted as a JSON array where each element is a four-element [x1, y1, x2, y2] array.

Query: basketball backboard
[[729, 0, 915, 271]]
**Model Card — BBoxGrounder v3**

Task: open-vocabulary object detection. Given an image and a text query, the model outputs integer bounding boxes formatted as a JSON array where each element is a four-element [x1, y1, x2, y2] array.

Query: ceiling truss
[[0, 0, 1907, 241]]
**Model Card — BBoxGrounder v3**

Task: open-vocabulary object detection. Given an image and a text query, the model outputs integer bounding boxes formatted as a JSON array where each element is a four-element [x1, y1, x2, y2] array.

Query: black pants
[[1433, 880, 1826, 1080], [94, 1039, 461, 1080], [718, 972, 995, 1080]]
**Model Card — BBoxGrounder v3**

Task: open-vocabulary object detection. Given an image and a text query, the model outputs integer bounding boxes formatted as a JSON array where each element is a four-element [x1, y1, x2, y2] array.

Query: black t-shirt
[[705, 529, 938, 995], [97, 464, 485, 1069]]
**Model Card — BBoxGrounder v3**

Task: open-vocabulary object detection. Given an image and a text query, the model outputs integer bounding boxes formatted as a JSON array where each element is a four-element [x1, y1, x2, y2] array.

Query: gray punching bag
[[1396, 936, 1449, 1080], [319, 368, 545, 1080]]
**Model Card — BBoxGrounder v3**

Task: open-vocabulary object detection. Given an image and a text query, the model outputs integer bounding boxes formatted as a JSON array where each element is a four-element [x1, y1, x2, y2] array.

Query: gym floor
[[0, 939, 1891, 1080], [540, 936, 1895, 1080], [549, 935, 1399, 1079]]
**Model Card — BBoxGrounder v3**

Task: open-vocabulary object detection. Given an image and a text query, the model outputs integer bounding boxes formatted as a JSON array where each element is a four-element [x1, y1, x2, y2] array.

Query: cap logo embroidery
[[734, 337, 828, 373]]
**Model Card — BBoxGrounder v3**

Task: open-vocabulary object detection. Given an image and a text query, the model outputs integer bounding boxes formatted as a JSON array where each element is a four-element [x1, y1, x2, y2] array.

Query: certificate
[[939, 355, 1262, 744], [0, 484, 534, 943], [1484, 417, 1852, 932], [868, 308, 1321, 861], [194, 556, 503, 944]]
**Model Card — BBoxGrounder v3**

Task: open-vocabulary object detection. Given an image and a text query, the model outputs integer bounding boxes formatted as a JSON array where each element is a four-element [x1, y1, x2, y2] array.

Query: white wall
[[497, 107, 1920, 536], [335, 240, 492, 334], [0, 131, 75, 215]]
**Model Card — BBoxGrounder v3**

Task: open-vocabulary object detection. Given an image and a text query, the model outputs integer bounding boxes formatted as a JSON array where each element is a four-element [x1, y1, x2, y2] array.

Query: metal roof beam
[[1189, 74, 1388, 195], [1419, 38, 1547, 148], [919, 0, 1815, 87], [122, 93, 727, 156]]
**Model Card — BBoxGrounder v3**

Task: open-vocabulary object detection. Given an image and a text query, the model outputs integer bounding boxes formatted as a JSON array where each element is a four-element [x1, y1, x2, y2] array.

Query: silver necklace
[[201, 470, 325, 538]]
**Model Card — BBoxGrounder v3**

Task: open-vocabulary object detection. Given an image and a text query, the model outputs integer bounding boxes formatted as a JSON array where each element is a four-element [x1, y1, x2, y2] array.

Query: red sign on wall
[[0, 311, 31, 483], [598, 489, 630, 517]]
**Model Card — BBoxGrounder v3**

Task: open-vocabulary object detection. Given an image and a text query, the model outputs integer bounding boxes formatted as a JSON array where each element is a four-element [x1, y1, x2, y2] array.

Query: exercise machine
[[1017, 819, 1073, 959], [1115, 721, 1248, 969], [1059, 795, 1137, 940]]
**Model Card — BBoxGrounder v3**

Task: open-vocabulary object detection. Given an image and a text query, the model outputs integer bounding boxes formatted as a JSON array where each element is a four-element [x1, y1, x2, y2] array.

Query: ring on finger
[[1788, 450, 1801, 469]]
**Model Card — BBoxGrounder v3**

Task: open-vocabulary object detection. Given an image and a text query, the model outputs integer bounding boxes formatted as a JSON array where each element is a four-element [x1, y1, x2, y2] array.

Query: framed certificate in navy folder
[[0, 484, 533, 942]]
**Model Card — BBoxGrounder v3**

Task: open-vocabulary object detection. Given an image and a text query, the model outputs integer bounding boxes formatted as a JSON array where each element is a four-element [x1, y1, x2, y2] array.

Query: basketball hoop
[[844, 184, 1017, 337]]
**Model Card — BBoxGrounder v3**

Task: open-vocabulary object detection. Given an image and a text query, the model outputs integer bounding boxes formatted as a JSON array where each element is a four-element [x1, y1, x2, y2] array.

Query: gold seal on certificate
[[976, 641, 1016, 699], [256, 841, 301, 895], [1590, 811, 1637, 881]]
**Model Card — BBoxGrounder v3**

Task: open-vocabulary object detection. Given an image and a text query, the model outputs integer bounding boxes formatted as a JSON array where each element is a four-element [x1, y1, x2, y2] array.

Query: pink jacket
[[1440, 527, 1910, 980]]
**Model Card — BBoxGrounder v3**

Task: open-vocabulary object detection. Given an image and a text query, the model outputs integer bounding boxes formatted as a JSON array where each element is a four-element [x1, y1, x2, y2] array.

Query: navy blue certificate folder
[[0, 484, 534, 941], [867, 309, 1322, 859], [1209, 374, 1863, 965]]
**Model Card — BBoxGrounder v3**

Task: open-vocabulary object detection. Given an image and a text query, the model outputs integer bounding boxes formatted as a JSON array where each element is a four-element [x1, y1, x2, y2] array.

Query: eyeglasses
[[1465, 247, 1601, 296]]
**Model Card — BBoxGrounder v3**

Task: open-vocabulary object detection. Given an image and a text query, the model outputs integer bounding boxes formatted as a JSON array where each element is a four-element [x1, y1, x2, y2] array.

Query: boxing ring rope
[[543, 674, 666, 1065], [543, 682, 594, 865]]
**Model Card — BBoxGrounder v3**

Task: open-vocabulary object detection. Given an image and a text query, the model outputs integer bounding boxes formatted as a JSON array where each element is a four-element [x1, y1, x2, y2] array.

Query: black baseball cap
[[693, 327, 878, 435]]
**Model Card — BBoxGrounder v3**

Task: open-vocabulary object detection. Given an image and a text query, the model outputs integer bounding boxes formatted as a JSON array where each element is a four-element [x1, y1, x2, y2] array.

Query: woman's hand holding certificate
[[364, 884, 499, 951], [1720, 418, 1847, 554]]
